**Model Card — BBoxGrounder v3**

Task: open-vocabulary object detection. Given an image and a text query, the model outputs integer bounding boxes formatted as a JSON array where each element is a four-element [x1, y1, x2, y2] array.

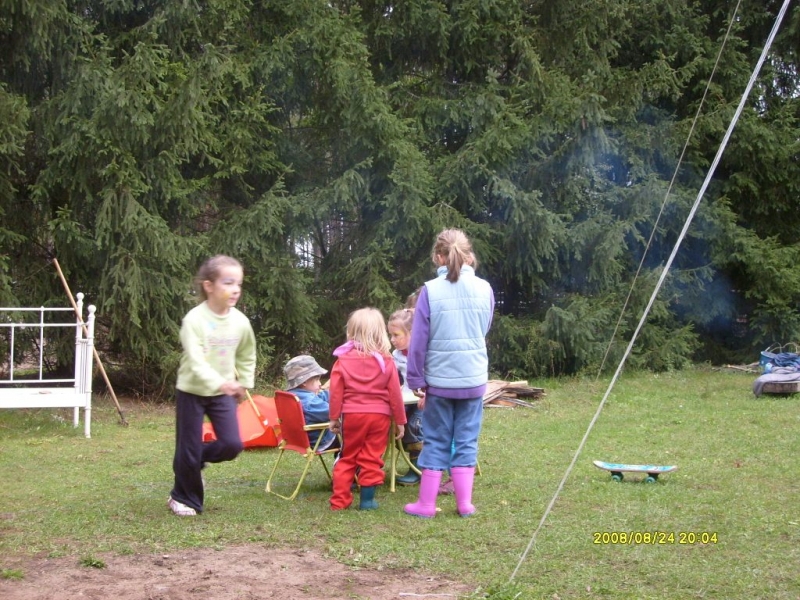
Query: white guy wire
[[510, 0, 793, 581], [595, 0, 743, 379]]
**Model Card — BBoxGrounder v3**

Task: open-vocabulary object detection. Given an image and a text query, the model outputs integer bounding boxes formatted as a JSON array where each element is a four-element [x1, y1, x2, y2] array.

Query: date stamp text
[[592, 531, 718, 545]]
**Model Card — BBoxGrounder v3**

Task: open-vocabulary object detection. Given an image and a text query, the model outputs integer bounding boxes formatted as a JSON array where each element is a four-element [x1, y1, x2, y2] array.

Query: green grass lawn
[[1, 367, 798, 598]]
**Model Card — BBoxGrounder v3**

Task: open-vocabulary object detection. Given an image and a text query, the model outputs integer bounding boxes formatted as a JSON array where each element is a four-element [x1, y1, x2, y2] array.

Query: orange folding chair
[[265, 390, 340, 500]]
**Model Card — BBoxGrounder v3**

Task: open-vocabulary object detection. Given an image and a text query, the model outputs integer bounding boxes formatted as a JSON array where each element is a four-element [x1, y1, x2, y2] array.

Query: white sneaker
[[167, 496, 197, 517]]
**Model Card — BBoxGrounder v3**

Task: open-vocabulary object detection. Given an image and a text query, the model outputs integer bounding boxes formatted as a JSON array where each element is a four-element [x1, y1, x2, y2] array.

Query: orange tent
[[202, 394, 280, 448]]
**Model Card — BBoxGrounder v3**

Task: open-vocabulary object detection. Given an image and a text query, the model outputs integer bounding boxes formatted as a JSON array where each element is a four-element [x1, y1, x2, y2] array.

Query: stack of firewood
[[483, 380, 545, 408]]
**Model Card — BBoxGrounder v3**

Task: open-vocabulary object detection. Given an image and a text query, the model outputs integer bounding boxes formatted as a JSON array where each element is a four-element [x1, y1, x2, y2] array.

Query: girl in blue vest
[[404, 229, 494, 517]]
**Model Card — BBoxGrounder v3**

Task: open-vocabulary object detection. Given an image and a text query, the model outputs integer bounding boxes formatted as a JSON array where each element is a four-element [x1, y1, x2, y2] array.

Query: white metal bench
[[0, 293, 96, 437]]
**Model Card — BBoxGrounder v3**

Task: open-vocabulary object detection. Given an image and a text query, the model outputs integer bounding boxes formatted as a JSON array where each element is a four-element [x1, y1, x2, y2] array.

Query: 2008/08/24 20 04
[[593, 531, 718, 545]]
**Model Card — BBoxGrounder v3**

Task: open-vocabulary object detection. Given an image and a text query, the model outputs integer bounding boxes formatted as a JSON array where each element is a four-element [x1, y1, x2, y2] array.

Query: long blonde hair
[[346, 308, 391, 355], [432, 228, 474, 283]]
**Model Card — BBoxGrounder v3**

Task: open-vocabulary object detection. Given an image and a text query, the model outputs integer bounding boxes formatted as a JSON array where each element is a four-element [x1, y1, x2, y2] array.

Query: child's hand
[[417, 393, 426, 410], [220, 380, 245, 398], [395, 424, 405, 440], [329, 419, 341, 434]]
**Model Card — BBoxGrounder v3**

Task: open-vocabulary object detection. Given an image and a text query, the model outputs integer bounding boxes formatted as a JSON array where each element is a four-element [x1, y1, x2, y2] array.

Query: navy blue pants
[[170, 390, 243, 512], [402, 404, 424, 447]]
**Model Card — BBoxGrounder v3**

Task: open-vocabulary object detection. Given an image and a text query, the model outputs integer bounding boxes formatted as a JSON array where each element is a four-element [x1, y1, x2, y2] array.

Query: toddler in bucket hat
[[283, 355, 338, 452], [284, 355, 328, 389]]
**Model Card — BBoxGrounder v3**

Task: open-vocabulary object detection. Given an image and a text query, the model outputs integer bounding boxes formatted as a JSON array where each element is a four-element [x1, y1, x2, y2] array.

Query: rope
[[510, 0, 793, 581], [595, 0, 743, 379]]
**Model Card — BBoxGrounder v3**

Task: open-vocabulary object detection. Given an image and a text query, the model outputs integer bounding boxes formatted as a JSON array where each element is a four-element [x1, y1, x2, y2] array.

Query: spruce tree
[[1, 0, 798, 389]]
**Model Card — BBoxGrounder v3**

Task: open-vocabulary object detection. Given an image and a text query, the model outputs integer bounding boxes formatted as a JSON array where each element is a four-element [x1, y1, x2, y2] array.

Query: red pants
[[330, 413, 390, 510]]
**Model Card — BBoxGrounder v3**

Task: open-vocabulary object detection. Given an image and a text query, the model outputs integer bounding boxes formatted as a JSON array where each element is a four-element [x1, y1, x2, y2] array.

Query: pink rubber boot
[[404, 469, 442, 518], [451, 466, 476, 517]]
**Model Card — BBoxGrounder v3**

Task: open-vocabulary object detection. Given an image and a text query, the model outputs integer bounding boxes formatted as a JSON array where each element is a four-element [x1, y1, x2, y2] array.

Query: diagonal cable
[[596, 0, 743, 379], [511, 0, 793, 581]]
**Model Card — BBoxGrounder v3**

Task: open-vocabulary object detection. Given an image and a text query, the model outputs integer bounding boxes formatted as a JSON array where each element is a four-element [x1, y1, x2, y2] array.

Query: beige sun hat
[[284, 355, 328, 389]]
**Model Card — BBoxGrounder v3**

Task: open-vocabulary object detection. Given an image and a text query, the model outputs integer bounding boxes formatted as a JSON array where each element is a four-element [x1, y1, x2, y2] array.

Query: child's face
[[388, 323, 410, 352], [300, 376, 322, 393], [203, 265, 244, 314]]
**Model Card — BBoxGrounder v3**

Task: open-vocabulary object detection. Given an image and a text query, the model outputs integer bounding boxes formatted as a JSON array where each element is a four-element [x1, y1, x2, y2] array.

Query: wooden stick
[[234, 367, 267, 425], [243, 388, 268, 426], [53, 259, 128, 426]]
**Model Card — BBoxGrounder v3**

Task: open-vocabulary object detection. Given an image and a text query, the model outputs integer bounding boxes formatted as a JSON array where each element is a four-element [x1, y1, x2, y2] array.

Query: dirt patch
[[0, 544, 472, 599]]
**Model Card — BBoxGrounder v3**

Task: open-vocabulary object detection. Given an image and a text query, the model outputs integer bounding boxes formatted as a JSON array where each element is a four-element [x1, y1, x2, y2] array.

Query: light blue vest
[[392, 349, 410, 392], [424, 265, 492, 389]]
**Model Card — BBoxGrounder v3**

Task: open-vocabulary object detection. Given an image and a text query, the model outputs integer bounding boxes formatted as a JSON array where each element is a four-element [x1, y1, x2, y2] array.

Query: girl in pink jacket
[[328, 308, 406, 510]]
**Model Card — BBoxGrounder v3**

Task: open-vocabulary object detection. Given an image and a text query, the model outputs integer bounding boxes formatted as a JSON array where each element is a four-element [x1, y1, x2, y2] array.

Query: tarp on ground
[[202, 394, 280, 447]]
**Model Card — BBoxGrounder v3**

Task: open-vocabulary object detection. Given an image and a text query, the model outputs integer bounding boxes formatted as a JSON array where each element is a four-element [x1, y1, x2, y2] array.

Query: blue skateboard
[[593, 460, 677, 483]]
